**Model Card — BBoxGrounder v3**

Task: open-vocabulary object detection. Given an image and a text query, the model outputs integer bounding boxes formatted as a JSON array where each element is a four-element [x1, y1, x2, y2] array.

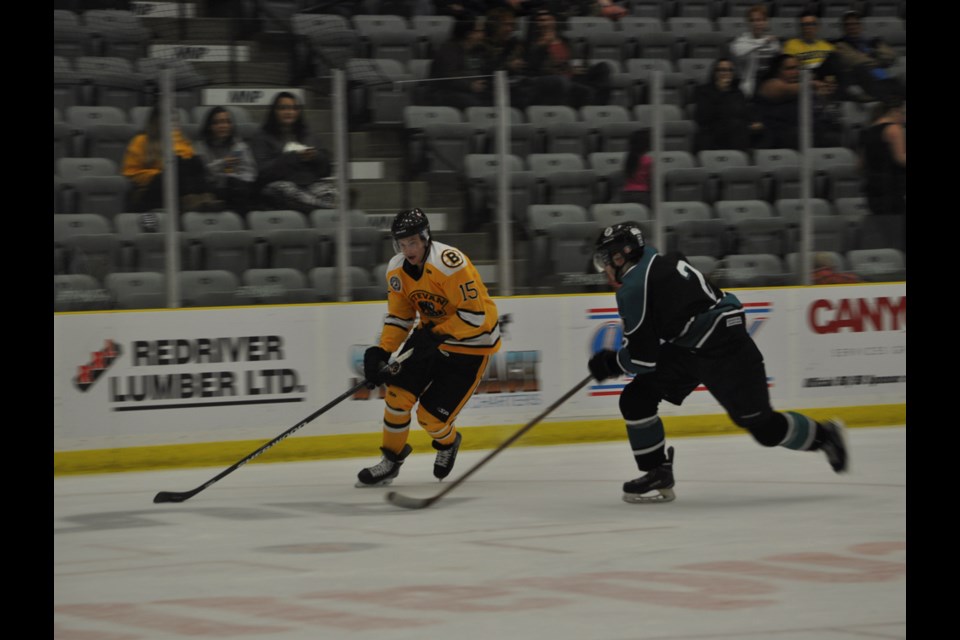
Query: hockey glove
[[405, 325, 445, 361], [588, 349, 622, 382], [363, 346, 391, 388]]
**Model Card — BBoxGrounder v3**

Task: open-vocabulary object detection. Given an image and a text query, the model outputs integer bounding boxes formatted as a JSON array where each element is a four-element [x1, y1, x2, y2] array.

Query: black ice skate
[[817, 418, 849, 473], [622, 446, 676, 504], [432, 431, 462, 480], [355, 444, 413, 487]]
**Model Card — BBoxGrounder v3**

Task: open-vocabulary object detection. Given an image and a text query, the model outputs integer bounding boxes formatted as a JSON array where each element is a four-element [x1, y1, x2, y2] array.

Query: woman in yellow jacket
[[122, 106, 223, 223]]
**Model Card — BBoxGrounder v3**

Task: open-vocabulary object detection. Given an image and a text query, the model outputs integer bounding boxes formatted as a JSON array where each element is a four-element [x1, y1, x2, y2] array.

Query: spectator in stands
[[556, 0, 628, 20], [193, 107, 257, 218], [692, 58, 764, 152], [483, 5, 597, 110], [432, 1, 494, 21], [811, 73, 845, 147], [122, 105, 223, 223], [250, 91, 337, 214], [753, 53, 819, 149], [620, 128, 652, 207], [483, 6, 548, 110], [426, 16, 493, 110], [812, 252, 862, 285], [782, 11, 837, 74], [860, 97, 906, 219], [525, 8, 611, 108], [832, 10, 902, 102], [730, 4, 781, 98]]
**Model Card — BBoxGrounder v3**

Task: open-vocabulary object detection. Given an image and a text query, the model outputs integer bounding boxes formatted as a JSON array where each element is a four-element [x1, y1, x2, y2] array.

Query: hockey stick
[[385, 373, 594, 510], [153, 350, 414, 504]]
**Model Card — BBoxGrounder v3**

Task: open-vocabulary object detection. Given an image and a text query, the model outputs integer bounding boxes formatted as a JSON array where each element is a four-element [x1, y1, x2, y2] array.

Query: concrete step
[[195, 61, 293, 86], [350, 158, 406, 182], [351, 181, 428, 210]]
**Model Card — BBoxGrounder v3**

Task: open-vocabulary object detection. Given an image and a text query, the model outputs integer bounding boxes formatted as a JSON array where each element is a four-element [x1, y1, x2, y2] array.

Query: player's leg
[[617, 350, 697, 503], [417, 352, 490, 480], [355, 358, 432, 487], [698, 329, 848, 473]]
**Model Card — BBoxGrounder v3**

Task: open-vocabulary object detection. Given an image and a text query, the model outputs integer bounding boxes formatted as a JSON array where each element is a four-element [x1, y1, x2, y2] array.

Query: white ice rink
[[54, 426, 906, 640]]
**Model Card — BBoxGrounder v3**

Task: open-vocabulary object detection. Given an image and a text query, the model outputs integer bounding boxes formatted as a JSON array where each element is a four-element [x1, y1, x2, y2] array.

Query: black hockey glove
[[405, 325, 445, 361], [363, 346, 391, 389], [588, 349, 622, 382]]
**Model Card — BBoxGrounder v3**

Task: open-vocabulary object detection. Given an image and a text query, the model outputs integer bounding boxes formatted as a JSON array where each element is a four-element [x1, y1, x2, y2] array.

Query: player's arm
[[380, 284, 417, 354], [431, 258, 492, 342]]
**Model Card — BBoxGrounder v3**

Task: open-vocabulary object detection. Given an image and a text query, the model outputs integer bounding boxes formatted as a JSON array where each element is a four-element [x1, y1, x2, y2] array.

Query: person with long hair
[[121, 105, 222, 223], [525, 8, 611, 108], [192, 106, 257, 217], [426, 16, 492, 110], [249, 91, 336, 214], [753, 53, 803, 149], [693, 57, 763, 152]]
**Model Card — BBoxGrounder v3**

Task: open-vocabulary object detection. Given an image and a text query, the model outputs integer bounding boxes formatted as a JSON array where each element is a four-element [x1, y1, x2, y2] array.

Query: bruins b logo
[[441, 249, 464, 268]]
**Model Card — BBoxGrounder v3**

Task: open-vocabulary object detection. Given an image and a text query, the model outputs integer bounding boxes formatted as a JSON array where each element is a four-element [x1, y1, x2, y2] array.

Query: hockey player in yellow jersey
[[357, 208, 501, 487]]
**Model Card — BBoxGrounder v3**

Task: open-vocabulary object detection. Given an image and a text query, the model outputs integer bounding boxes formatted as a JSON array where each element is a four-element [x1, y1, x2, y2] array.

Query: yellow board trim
[[54, 403, 905, 476]]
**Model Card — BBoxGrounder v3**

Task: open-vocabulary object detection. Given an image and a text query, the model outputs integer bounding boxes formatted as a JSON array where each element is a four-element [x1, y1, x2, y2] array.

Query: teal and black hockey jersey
[[613, 249, 745, 376]]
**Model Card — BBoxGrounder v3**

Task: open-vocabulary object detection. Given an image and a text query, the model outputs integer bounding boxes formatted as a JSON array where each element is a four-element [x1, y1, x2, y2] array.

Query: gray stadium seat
[[105, 272, 166, 309], [527, 153, 600, 210], [178, 270, 242, 307], [527, 105, 592, 156], [715, 253, 789, 288], [240, 268, 318, 304], [309, 266, 382, 302], [83, 9, 150, 59], [54, 274, 111, 311], [846, 248, 905, 281]]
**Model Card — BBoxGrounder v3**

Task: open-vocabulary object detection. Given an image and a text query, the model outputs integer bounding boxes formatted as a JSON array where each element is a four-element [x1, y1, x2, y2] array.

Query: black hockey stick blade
[[153, 350, 413, 504], [384, 373, 594, 510]]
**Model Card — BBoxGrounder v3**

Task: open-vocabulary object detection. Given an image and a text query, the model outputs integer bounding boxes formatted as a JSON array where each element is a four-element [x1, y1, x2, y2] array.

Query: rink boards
[[54, 283, 906, 473]]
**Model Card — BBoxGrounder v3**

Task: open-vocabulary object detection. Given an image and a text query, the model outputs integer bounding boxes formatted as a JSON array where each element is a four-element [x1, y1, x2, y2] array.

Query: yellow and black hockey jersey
[[378, 240, 501, 356]]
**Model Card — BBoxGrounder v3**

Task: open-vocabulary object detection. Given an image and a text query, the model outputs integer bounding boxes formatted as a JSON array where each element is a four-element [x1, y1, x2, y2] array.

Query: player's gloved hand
[[363, 346, 391, 388], [588, 349, 621, 382], [405, 325, 445, 361]]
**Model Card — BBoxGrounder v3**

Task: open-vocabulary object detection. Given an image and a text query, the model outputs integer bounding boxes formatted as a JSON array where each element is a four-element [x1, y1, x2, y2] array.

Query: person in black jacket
[[425, 17, 493, 110], [693, 58, 764, 152], [249, 91, 336, 214]]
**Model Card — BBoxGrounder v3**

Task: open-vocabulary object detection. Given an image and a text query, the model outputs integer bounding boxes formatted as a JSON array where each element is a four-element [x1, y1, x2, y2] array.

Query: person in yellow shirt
[[782, 11, 835, 71], [122, 106, 223, 224], [357, 208, 501, 487]]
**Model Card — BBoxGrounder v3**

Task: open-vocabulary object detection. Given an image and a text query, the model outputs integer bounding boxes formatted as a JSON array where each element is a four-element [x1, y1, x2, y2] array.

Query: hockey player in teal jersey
[[587, 222, 848, 503]]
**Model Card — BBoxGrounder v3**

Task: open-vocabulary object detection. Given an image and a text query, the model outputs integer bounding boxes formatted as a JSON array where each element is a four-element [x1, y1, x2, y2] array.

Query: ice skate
[[622, 446, 676, 504], [355, 444, 412, 487], [818, 418, 849, 473], [432, 432, 462, 480]]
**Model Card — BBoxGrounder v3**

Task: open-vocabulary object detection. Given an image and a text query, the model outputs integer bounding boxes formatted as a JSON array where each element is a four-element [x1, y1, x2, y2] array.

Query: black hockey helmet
[[391, 208, 431, 248], [593, 222, 645, 282]]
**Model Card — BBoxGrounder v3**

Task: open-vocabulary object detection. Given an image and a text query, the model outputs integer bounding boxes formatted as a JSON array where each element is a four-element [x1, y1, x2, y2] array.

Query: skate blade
[[825, 418, 849, 474], [354, 478, 394, 488], [622, 488, 675, 504]]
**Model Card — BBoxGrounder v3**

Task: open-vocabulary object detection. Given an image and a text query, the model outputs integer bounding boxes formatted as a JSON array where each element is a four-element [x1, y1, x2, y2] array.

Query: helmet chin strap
[[615, 260, 637, 284]]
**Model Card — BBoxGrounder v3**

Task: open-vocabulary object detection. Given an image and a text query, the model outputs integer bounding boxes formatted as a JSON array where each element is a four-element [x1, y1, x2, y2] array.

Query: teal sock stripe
[[781, 411, 818, 450], [626, 415, 666, 454]]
